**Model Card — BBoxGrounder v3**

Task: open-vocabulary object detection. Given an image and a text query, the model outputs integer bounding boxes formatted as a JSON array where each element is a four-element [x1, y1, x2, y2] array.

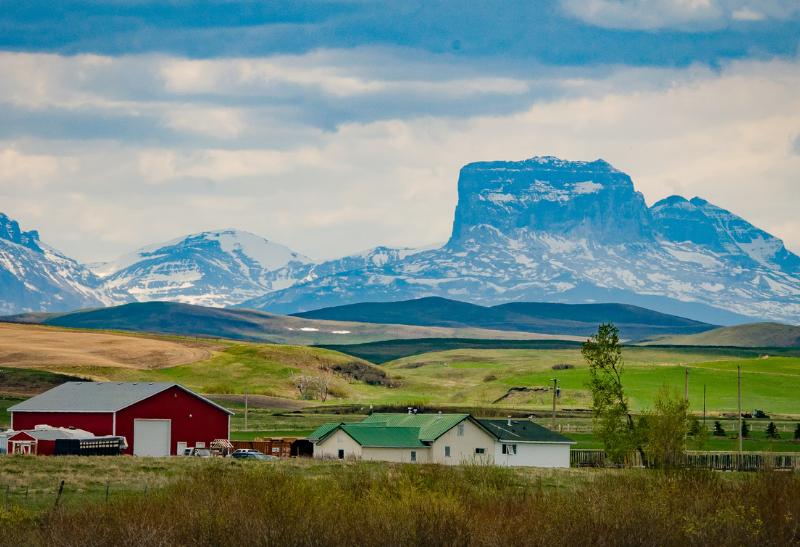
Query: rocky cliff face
[[450, 157, 653, 246]]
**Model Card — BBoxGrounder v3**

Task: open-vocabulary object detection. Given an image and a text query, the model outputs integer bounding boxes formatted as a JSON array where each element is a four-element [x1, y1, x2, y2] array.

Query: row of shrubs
[[3, 461, 799, 546], [709, 420, 800, 440]]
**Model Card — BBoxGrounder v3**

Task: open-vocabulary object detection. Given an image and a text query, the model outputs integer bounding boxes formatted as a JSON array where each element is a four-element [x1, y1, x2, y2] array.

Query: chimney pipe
[[507, 416, 512, 427]]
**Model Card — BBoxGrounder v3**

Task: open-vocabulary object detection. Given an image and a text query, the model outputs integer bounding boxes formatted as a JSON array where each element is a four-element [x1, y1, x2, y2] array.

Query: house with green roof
[[309, 413, 574, 467]]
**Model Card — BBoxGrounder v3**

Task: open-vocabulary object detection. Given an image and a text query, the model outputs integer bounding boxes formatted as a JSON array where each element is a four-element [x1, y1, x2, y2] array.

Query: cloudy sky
[[1, 0, 799, 263]]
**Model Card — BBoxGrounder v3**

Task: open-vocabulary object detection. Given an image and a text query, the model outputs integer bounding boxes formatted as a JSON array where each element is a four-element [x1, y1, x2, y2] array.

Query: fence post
[[105, 481, 110, 503], [54, 480, 65, 508], [4, 485, 9, 510]]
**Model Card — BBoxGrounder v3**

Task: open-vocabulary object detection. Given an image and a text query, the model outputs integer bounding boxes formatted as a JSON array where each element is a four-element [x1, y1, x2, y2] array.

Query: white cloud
[[560, 0, 798, 30], [0, 51, 798, 262]]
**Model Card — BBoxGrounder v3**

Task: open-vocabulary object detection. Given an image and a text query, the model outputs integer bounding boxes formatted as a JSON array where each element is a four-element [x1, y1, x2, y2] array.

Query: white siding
[[362, 447, 430, 463], [430, 420, 496, 465], [493, 442, 571, 468], [313, 429, 362, 460]]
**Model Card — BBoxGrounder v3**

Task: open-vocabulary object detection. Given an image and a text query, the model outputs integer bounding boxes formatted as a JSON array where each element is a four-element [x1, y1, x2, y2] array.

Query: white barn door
[[134, 419, 171, 456]]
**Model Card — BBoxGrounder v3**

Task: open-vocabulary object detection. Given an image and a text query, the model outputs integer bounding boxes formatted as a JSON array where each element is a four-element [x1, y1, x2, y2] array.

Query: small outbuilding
[[8, 382, 232, 456]]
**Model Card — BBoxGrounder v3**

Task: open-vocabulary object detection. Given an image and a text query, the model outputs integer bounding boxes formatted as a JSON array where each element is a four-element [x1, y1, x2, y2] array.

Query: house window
[[475, 448, 485, 455], [502, 444, 517, 455], [445, 446, 451, 458], [338, 449, 345, 459], [457, 424, 465, 437], [410, 451, 417, 462]]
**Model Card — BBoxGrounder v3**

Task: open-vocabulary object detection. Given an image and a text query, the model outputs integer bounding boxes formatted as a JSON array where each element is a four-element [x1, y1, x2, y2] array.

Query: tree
[[642, 386, 691, 468], [794, 423, 800, 441], [713, 421, 726, 437], [765, 422, 780, 439], [741, 419, 750, 438], [583, 323, 643, 464]]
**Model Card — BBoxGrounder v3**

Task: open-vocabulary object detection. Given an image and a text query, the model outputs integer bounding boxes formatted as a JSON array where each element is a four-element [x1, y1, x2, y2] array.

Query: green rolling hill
[[294, 297, 716, 339]]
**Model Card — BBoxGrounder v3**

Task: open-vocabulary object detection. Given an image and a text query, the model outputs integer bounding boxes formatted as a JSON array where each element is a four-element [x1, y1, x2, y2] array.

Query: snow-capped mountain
[[243, 157, 800, 324], [94, 229, 313, 307], [0, 213, 126, 314]]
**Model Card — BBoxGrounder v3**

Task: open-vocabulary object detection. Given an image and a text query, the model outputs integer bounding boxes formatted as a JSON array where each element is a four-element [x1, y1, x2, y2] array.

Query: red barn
[[9, 382, 233, 456]]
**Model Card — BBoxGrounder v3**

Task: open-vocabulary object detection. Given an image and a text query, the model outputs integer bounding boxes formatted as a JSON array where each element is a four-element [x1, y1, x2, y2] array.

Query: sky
[[1, 0, 799, 263]]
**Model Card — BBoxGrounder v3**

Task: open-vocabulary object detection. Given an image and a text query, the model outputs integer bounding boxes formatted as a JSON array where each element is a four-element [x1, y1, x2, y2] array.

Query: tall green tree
[[583, 323, 643, 464], [642, 386, 691, 468]]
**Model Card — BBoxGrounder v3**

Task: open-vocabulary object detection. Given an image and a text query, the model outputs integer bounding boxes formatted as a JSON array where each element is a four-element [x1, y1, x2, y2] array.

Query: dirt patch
[[0, 323, 212, 370]]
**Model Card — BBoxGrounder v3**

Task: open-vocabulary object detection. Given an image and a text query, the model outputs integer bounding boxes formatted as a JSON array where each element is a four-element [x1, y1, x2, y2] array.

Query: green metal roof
[[307, 422, 342, 442], [477, 419, 575, 444], [362, 413, 470, 442], [340, 424, 426, 448]]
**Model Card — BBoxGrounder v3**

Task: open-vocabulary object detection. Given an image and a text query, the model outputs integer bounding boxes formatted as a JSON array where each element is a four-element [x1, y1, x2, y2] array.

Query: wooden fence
[[571, 449, 800, 471]]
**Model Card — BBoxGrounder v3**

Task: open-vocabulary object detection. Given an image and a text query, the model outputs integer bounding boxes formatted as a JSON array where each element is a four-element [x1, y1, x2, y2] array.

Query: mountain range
[[1, 156, 798, 324]]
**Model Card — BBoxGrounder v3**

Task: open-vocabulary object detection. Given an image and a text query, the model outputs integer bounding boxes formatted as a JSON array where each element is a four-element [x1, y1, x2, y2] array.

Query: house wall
[[116, 386, 230, 456], [493, 442, 571, 468], [313, 429, 362, 459], [361, 447, 431, 463], [10, 412, 114, 436], [430, 420, 496, 465]]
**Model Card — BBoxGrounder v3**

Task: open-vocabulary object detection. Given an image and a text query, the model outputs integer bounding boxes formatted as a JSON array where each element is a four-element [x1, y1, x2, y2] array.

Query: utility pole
[[703, 384, 707, 428], [684, 367, 689, 402], [244, 391, 249, 432], [551, 378, 559, 428], [737, 365, 743, 455]]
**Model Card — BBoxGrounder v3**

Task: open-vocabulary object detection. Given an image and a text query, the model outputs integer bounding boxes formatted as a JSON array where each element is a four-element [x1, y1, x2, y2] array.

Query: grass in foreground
[[1, 460, 798, 546]]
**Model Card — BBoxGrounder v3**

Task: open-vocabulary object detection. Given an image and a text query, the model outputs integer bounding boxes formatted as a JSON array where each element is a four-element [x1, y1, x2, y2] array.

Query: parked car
[[231, 449, 277, 461], [184, 447, 214, 458]]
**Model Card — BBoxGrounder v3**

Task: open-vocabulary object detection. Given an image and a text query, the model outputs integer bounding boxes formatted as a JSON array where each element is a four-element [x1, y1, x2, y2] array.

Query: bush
[[794, 423, 800, 441], [482, 374, 497, 382], [766, 422, 780, 439], [551, 363, 574, 370], [741, 419, 751, 438], [713, 421, 726, 437]]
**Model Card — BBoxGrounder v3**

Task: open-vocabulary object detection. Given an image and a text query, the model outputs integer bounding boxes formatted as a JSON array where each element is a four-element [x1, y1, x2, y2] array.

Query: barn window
[[410, 451, 417, 462], [444, 446, 451, 457], [338, 449, 345, 459], [457, 424, 465, 437], [475, 448, 485, 455], [502, 444, 517, 455]]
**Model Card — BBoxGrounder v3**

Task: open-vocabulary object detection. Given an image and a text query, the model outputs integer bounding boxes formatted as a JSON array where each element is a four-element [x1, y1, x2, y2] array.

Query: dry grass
[[0, 323, 212, 370], [1, 460, 798, 546]]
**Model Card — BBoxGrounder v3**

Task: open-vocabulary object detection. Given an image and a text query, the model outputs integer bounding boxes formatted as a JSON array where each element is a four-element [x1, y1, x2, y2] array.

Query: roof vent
[[507, 416, 512, 427]]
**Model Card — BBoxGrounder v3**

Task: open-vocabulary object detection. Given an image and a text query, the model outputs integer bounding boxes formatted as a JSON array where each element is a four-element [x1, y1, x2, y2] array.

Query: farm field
[[2, 323, 799, 423], [380, 348, 800, 415], [1, 457, 799, 546]]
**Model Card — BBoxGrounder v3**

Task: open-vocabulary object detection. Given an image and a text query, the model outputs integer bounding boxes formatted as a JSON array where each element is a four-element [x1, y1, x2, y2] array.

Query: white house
[[309, 413, 574, 468]]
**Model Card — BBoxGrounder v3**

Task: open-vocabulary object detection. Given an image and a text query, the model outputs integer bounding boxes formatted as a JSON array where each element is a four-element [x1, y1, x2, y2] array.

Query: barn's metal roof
[[8, 382, 234, 415], [477, 419, 575, 444]]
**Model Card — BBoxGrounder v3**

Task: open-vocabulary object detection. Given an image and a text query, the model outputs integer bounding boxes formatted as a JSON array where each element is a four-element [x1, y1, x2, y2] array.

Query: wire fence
[[0, 479, 153, 513]]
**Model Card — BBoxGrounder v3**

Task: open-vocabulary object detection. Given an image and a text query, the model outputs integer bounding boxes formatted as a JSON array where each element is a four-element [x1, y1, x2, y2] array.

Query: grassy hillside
[[650, 322, 800, 348], [294, 296, 715, 339], [32, 301, 575, 345], [4, 322, 800, 417]]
